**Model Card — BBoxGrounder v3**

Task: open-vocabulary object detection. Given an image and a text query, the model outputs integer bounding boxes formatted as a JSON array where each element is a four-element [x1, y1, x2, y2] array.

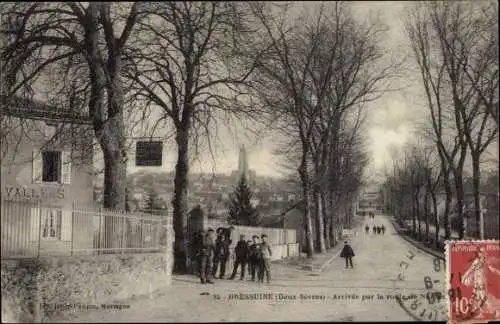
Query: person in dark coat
[[229, 234, 249, 280], [365, 224, 370, 235], [340, 241, 355, 269], [246, 240, 253, 275], [377, 226, 381, 235], [191, 229, 205, 277], [372, 225, 377, 234], [213, 235, 230, 279], [248, 235, 261, 281], [200, 228, 216, 284], [381, 224, 385, 235]]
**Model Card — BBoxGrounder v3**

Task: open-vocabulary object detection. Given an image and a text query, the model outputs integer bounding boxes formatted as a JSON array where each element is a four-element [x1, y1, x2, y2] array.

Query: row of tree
[[1, 2, 395, 268], [250, 2, 396, 256], [383, 1, 498, 243]]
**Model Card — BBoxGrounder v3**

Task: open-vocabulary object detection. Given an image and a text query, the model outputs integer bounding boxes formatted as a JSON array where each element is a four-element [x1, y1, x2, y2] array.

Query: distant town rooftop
[[0, 95, 92, 124]]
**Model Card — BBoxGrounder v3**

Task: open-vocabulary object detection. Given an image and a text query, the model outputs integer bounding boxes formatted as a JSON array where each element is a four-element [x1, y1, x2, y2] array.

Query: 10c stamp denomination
[[396, 247, 448, 321], [446, 240, 500, 324]]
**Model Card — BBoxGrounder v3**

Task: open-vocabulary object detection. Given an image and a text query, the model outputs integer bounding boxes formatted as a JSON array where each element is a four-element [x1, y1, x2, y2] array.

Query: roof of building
[[1, 95, 92, 124]]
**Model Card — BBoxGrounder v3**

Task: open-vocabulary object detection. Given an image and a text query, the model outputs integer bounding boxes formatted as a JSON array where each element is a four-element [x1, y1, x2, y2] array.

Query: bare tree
[[404, 1, 468, 239], [125, 2, 268, 271], [1, 3, 144, 209], [434, 0, 499, 239], [250, 3, 327, 258], [253, 1, 397, 257], [1, 3, 146, 251]]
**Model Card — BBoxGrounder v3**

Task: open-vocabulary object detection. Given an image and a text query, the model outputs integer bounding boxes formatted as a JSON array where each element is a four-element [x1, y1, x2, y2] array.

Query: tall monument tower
[[238, 144, 249, 179]]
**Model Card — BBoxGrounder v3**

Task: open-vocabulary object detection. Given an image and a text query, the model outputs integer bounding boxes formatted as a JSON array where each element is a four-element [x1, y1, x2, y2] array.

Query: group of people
[[365, 224, 385, 235], [192, 227, 272, 285]]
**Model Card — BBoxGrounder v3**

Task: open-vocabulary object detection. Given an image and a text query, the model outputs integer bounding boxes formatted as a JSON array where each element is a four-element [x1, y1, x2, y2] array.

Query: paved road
[[56, 214, 448, 322]]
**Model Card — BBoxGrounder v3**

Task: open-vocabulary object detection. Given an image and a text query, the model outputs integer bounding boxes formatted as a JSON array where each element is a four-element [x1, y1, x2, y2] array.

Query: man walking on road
[[381, 225, 385, 235], [340, 241, 355, 269], [200, 228, 216, 284], [365, 225, 370, 235]]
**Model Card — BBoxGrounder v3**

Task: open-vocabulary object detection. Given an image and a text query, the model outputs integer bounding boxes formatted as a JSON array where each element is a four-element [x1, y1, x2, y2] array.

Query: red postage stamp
[[447, 240, 500, 324]]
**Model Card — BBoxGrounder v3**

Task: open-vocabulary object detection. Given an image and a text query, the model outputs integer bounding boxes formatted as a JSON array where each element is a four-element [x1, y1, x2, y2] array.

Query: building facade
[[1, 96, 95, 257]]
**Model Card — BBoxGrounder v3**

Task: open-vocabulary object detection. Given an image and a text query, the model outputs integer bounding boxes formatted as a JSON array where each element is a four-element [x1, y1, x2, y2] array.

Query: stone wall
[[1, 236, 173, 323]]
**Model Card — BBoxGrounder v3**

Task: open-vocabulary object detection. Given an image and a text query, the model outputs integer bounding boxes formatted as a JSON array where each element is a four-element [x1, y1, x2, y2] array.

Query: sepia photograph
[[1, 1, 498, 323]]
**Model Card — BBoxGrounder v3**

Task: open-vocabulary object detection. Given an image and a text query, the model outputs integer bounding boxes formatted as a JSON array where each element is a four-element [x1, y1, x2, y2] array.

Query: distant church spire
[[238, 144, 249, 179]]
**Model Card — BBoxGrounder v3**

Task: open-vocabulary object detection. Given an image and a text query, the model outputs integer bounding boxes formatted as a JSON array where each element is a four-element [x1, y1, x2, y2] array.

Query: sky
[[23, 1, 491, 181], [128, 1, 419, 180]]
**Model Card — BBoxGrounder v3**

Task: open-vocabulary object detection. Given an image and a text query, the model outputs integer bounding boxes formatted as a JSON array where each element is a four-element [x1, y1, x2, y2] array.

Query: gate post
[[186, 205, 206, 274]]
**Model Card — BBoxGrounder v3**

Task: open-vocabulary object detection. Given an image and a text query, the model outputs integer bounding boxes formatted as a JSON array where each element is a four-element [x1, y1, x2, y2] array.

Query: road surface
[[56, 214, 448, 322]]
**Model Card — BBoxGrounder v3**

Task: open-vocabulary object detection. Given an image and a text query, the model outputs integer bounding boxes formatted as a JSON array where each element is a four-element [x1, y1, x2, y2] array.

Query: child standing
[[249, 235, 261, 281], [258, 234, 272, 284]]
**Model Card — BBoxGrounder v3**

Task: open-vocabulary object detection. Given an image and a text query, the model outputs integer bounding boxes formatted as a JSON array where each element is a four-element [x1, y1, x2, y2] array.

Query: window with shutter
[[61, 151, 72, 184], [32, 150, 43, 183], [42, 151, 61, 183]]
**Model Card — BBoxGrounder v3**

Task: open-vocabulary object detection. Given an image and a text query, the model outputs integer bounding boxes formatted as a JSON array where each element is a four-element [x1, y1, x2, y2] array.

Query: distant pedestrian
[[376, 226, 381, 235], [258, 234, 272, 284], [340, 241, 355, 269], [213, 234, 230, 279], [249, 236, 261, 281], [229, 234, 249, 280], [200, 228, 216, 284], [372, 225, 377, 234], [365, 225, 370, 235], [381, 225, 385, 235]]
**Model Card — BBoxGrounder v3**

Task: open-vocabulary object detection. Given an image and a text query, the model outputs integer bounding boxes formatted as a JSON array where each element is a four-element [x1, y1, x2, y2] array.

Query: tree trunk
[[330, 192, 337, 246], [424, 188, 429, 242], [411, 191, 417, 237], [443, 170, 452, 239], [321, 191, 330, 249], [101, 126, 127, 251], [85, 4, 128, 252], [454, 171, 466, 239], [415, 187, 421, 240], [471, 155, 482, 239], [431, 190, 439, 248], [299, 162, 314, 258], [172, 129, 190, 273], [313, 186, 326, 253]]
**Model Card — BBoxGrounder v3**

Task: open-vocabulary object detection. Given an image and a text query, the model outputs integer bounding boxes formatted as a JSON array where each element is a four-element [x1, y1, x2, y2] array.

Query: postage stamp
[[446, 240, 500, 324]]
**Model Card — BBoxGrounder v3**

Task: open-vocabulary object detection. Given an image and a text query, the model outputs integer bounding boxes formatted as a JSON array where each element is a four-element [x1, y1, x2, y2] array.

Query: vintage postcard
[[1, 1, 498, 323]]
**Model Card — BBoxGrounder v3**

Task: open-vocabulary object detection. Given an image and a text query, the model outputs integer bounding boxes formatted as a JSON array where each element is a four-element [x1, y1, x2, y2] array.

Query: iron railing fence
[[1, 198, 172, 259]]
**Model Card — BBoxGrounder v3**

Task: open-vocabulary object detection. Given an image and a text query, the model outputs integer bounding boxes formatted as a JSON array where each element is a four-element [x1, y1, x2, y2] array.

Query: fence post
[[121, 212, 125, 255], [98, 207, 102, 255], [37, 200, 42, 258], [71, 201, 75, 256]]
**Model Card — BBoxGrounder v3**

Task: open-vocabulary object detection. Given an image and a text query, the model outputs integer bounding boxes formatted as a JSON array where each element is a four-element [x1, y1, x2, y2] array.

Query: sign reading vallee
[[4, 186, 65, 201]]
